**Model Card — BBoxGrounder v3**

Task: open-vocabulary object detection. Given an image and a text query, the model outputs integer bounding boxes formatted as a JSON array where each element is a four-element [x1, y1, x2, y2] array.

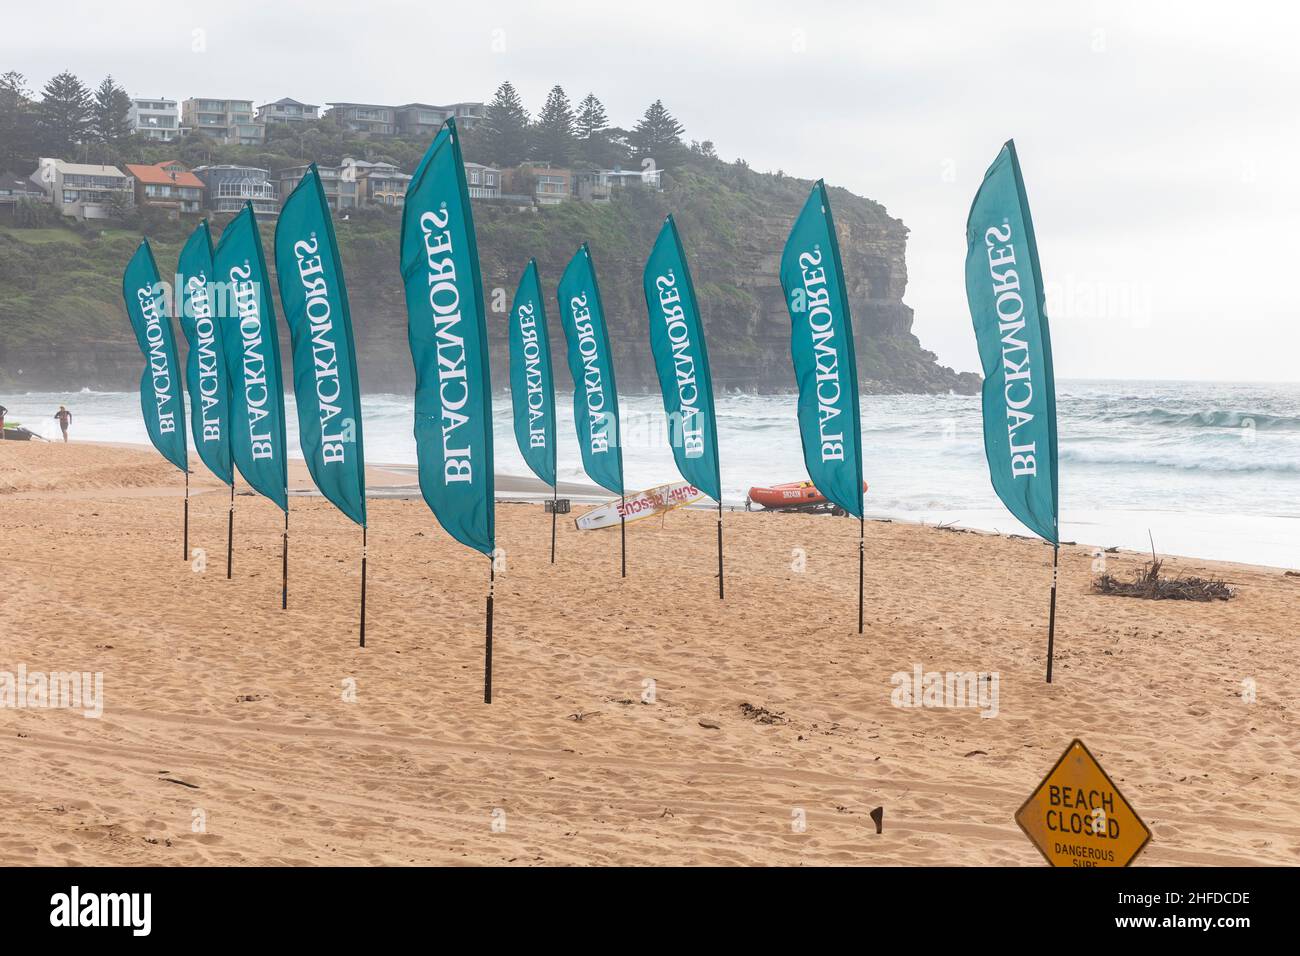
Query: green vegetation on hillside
[[0, 71, 977, 394]]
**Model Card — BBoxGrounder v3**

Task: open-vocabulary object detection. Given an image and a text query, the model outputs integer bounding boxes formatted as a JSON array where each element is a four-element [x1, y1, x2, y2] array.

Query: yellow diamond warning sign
[[1015, 739, 1151, 867]]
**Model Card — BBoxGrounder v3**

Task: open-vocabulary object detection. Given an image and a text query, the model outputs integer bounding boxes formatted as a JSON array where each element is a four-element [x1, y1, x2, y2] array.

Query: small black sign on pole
[[544, 494, 570, 565]]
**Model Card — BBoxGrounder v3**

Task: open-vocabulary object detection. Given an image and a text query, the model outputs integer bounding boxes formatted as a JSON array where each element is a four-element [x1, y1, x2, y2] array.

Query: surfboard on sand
[[575, 480, 706, 531]]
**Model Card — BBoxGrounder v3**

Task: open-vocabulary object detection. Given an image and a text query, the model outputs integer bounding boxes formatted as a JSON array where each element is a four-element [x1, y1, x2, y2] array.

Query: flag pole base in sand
[[226, 482, 235, 579], [857, 514, 865, 634], [484, 557, 495, 703], [359, 526, 367, 648], [182, 469, 190, 561], [1045, 545, 1060, 682], [717, 498, 724, 600], [281, 508, 289, 610]]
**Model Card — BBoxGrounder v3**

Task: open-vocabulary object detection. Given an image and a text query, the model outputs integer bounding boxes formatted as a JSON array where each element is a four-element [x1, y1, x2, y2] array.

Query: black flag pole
[[359, 526, 368, 648], [857, 513, 865, 634], [183, 469, 190, 561], [550, 485, 558, 564], [226, 482, 235, 579], [620, 494, 627, 577], [1045, 544, 1060, 683], [484, 557, 495, 703], [717, 498, 724, 600], [281, 507, 289, 610]]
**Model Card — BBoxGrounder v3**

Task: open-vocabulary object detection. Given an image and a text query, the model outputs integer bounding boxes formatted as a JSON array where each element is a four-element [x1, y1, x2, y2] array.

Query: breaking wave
[[1088, 407, 1300, 431], [1059, 446, 1299, 474]]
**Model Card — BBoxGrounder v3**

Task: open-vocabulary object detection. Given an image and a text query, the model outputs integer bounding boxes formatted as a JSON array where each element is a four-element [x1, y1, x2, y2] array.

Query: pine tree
[[629, 100, 685, 166], [531, 85, 575, 164], [89, 76, 133, 147], [575, 93, 623, 168], [0, 72, 38, 171], [482, 81, 530, 168], [575, 93, 608, 140], [38, 71, 92, 154]]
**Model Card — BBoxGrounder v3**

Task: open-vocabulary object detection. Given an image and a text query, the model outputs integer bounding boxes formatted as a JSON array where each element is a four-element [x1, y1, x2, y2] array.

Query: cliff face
[[0, 163, 979, 396], [467, 167, 978, 396]]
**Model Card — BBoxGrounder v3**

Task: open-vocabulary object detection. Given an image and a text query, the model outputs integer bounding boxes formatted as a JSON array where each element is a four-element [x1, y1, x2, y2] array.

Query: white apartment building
[[257, 98, 321, 127], [181, 98, 265, 146], [128, 97, 184, 142]]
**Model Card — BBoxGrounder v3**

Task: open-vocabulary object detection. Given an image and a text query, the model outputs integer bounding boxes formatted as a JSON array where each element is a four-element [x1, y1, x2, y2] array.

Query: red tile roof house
[[124, 161, 206, 217]]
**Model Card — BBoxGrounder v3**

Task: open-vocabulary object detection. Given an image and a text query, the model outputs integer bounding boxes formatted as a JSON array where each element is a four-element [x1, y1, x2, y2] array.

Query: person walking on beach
[[0, 403, 7, 432], [53, 405, 71, 442]]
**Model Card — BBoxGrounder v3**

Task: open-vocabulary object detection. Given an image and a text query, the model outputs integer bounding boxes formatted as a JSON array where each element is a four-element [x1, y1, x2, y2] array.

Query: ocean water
[[4, 380, 1298, 569]]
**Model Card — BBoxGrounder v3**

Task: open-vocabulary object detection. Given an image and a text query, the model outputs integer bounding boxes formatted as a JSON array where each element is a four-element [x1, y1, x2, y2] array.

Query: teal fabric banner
[[508, 258, 556, 487], [557, 243, 623, 496], [778, 180, 864, 518], [964, 140, 1059, 545], [642, 215, 721, 502], [176, 220, 232, 485], [122, 238, 187, 473], [214, 203, 288, 512], [275, 165, 367, 527], [400, 118, 495, 556]]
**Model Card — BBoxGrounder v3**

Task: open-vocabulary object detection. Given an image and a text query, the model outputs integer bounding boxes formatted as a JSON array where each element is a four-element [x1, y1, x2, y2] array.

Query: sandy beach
[[1, 439, 1297, 866]]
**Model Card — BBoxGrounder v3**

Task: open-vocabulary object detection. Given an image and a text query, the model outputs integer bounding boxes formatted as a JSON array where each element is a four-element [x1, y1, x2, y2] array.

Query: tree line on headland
[[0, 72, 705, 183], [0, 71, 979, 396]]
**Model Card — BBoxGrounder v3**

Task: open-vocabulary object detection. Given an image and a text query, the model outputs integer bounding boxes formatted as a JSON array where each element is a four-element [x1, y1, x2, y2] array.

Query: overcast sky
[[5, 0, 1295, 382]]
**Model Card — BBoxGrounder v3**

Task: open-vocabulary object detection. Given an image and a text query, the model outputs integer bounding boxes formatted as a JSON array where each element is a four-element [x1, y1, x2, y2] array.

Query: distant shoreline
[[8, 438, 1297, 574]]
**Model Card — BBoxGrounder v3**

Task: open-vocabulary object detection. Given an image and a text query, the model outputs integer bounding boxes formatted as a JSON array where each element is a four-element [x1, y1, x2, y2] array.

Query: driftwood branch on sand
[[1093, 559, 1235, 602]]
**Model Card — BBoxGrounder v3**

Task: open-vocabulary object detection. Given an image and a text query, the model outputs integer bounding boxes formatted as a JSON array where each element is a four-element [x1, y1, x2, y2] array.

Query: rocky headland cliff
[[0, 160, 978, 395]]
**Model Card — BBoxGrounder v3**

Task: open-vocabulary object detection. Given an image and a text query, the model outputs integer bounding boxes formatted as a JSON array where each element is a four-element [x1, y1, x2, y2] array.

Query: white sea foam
[[5, 379, 1297, 568]]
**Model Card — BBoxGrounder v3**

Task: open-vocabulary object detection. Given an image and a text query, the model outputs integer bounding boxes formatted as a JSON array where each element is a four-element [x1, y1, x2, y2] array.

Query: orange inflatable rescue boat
[[745, 479, 868, 514]]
